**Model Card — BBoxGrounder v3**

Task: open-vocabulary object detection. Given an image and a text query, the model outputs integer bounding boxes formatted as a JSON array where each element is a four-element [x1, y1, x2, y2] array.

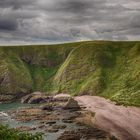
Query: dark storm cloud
[[0, 17, 18, 31], [0, 0, 140, 45], [45, 0, 93, 13], [0, 0, 35, 9]]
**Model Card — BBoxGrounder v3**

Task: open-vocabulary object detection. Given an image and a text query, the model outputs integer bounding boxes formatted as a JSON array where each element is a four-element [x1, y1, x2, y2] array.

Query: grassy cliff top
[[0, 41, 140, 106]]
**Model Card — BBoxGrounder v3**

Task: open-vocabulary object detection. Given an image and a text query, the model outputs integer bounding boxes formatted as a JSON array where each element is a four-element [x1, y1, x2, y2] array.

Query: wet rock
[[62, 116, 74, 121], [75, 122, 85, 127], [38, 124, 45, 129], [0, 95, 14, 103], [0, 112, 8, 117], [40, 114, 60, 122], [10, 108, 48, 122], [28, 96, 46, 104], [53, 94, 71, 102], [62, 119, 74, 123], [63, 98, 81, 111], [15, 126, 36, 132], [46, 127, 59, 133], [52, 124, 67, 130], [45, 124, 67, 133], [21, 94, 32, 103], [21, 92, 42, 103], [67, 112, 81, 120], [40, 104, 54, 111], [57, 133, 80, 140], [21, 92, 51, 104], [31, 127, 37, 130], [39, 121, 46, 124]]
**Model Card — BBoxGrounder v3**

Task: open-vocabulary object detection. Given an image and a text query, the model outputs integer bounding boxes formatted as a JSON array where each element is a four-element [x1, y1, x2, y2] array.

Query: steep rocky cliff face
[[0, 43, 78, 102], [0, 41, 140, 106]]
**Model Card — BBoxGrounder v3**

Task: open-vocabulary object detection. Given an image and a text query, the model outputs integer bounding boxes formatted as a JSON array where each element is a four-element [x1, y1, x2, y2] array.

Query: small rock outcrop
[[41, 104, 54, 111], [53, 94, 71, 102], [28, 96, 46, 104], [21, 92, 41, 103], [63, 98, 81, 110], [21, 92, 49, 104]]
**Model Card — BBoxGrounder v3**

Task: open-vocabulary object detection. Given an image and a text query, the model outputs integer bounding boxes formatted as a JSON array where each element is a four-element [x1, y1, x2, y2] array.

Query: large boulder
[[21, 92, 41, 103], [21, 92, 49, 104], [28, 96, 46, 104], [63, 98, 81, 110]]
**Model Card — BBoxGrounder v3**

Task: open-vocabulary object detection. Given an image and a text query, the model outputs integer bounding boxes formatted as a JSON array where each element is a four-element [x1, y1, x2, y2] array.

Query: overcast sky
[[0, 0, 140, 45]]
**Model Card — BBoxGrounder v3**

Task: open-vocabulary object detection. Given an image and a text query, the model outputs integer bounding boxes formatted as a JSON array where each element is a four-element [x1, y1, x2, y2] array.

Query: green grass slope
[[0, 43, 80, 102], [0, 41, 140, 106], [54, 41, 140, 106]]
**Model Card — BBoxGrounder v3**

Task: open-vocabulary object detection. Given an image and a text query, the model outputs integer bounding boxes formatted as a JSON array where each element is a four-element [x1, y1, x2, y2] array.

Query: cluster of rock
[[9, 100, 82, 137], [7, 92, 117, 140], [21, 92, 81, 111]]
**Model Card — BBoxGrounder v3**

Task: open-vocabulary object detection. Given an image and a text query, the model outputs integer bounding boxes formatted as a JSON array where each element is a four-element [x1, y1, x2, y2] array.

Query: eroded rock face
[[63, 98, 81, 110], [0, 50, 33, 103]]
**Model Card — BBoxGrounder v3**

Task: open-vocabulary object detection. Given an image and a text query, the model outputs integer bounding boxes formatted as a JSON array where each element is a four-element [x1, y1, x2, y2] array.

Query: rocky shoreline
[[9, 92, 118, 140], [1, 92, 118, 140]]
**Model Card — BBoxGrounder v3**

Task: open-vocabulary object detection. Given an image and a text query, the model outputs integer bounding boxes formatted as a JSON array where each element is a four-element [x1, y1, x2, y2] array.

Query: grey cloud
[[130, 14, 140, 28], [0, 0, 36, 9], [52, 0, 93, 13], [0, 17, 18, 31], [0, 0, 140, 45]]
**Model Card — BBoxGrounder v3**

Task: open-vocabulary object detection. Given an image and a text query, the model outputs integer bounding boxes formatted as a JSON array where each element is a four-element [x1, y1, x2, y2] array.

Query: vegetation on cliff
[[0, 41, 140, 106]]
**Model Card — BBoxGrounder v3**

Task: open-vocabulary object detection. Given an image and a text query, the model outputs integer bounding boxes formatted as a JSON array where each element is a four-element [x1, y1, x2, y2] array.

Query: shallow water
[[0, 102, 37, 128], [0, 102, 35, 111], [0, 102, 84, 140]]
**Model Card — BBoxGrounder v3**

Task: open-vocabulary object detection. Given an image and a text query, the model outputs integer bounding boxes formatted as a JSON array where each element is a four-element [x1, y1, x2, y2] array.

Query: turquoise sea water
[[0, 102, 34, 111]]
